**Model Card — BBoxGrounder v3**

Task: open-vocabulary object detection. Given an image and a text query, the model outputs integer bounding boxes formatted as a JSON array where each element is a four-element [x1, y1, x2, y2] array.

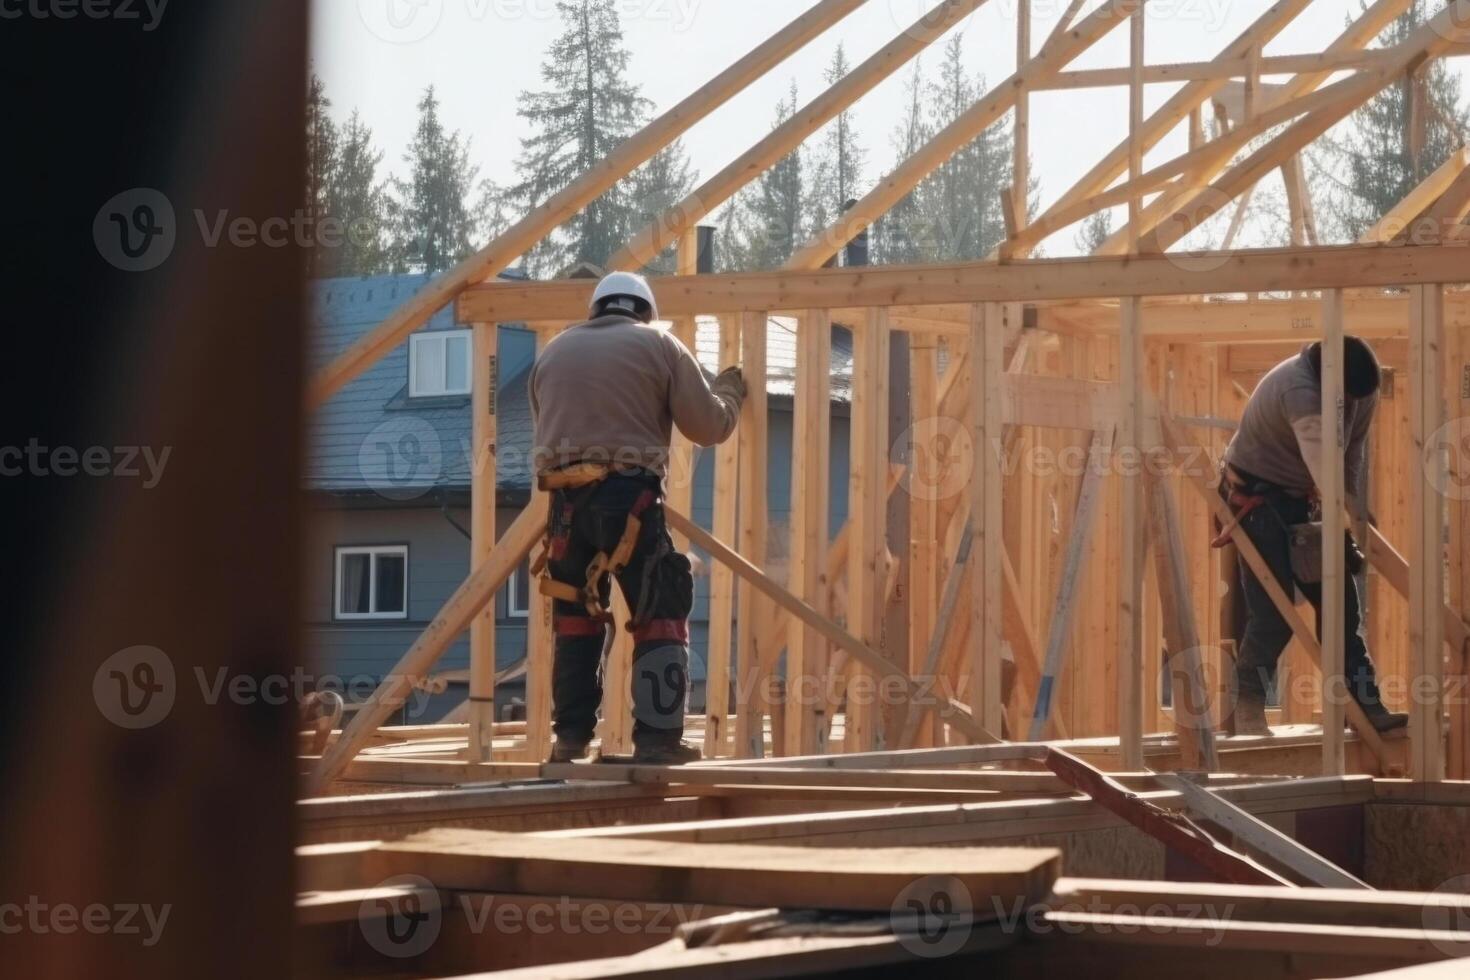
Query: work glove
[[711, 366, 748, 408]]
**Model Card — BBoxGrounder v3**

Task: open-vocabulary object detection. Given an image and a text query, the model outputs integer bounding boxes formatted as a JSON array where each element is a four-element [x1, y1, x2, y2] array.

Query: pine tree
[[912, 36, 1016, 261], [730, 82, 808, 270], [304, 74, 340, 278], [327, 111, 391, 276], [627, 140, 697, 275], [875, 62, 930, 264], [1073, 208, 1114, 255], [389, 86, 479, 274], [808, 45, 867, 241], [513, 0, 653, 276], [1330, 1, 1468, 240]]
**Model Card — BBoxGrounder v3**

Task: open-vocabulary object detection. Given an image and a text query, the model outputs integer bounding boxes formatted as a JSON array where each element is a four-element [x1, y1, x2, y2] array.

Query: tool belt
[[530, 462, 659, 633]]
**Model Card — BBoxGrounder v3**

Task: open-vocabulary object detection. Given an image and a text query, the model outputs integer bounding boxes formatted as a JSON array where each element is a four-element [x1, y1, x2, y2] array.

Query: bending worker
[[1220, 336, 1406, 737], [528, 272, 746, 764]]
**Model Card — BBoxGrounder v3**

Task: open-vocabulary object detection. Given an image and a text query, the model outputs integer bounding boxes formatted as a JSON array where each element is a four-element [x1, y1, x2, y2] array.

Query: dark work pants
[[545, 472, 695, 749], [1222, 484, 1385, 711]]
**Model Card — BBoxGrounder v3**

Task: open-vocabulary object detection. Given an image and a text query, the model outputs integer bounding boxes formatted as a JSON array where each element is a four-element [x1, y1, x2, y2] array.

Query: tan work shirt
[[529, 314, 740, 476]]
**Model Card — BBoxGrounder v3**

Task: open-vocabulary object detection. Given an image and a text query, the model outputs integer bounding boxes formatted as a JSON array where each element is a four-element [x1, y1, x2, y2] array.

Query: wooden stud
[[1012, 0, 1031, 237], [971, 304, 1005, 738], [908, 339, 941, 745], [735, 312, 769, 758], [665, 232, 700, 553], [1119, 298, 1145, 769], [787, 310, 832, 756], [468, 322, 498, 762], [1321, 289, 1346, 775], [1410, 284, 1446, 781], [703, 316, 741, 758], [848, 309, 891, 750]]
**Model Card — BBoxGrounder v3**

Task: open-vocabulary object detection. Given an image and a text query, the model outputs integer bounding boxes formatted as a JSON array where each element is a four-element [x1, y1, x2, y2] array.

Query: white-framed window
[[335, 545, 409, 620], [506, 561, 532, 618], [409, 329, 472, 397]]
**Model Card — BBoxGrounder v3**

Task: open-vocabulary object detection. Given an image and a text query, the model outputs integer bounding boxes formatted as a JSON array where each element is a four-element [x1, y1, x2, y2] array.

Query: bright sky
[[311, 0, 1468, 255]]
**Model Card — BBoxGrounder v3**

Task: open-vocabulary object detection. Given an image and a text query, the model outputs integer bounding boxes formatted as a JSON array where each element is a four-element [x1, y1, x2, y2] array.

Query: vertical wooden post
[[909, 338, 941, 746], [970, 303, 1005, 738], [735, 311, 770, 757], [788, 310, 832, 756], [1012, 0, 1031, 233], [468, 321, 498, 761], [703, 316, 741, 758], [523, 327, 555, 763], [1447, 300, 1470, 781], [1127, 3, 1145, 253], [667, 231, 700, 552], [1410, 284, 1447, 781], [1321, 288, 1346, 776], [848, 308, 890, 750], [1119, 298, 1145, 769]]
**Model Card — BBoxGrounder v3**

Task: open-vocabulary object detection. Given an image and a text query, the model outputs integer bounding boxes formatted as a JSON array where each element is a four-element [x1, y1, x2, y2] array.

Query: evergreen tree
[[389, 86, 479, 274], [808, 44, 867, 240], [912, 35, 1016, 261], [731, 82, 808, 270], [475, 178, 513, 249], [1073, 208, 1114, 255], [304, 74, 340, 278], [874, 62, 930, 264], [627, 140, 697, 275], [327, 111, 391, 276], [1329, 1, 1468, 240], [513, 0, 653, 276]]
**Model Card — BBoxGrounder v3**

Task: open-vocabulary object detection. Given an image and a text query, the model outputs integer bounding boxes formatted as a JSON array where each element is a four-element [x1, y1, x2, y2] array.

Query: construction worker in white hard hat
[[528, 271, 747, 764]]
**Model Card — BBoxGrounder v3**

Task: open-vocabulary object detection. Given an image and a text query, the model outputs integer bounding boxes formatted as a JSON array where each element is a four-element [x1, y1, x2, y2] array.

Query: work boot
[[1228, 693, 1272, 737], [1360, 702, 1410, 734], [631, 740, 702, 765], [547, 739, 590, 763]]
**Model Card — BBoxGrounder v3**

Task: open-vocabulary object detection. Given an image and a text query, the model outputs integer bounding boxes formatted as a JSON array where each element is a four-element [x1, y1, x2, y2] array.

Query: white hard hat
[[590, 271, 658, 321]]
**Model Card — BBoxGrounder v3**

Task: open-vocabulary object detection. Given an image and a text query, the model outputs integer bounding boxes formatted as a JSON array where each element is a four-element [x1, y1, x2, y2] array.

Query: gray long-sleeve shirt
[[1224, 349, 1376, 510], [528, 314, 740, 476]]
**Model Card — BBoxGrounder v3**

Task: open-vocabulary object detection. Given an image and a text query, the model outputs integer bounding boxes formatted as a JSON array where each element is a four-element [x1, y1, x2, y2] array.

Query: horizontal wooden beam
[[458, 245, 1470, 323]]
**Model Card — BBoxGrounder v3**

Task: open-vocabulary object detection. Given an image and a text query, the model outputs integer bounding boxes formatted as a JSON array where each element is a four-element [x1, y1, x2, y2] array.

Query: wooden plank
[[1410, 284, 1447, 781], [311, 498, 547, 789], [1359, 147, 1470, 243], [1029, 428, 1113, 740], [468, 321, 498, 762], [305, 0, 869, 407], [848, 308, 890, 750], [1147, 475, 1219, 771], [787, 310, 832, 756], [703, 317, 741, 758], [523, 330, 556, 763], [1119, 297, 1145, 770], [457, 245, 1470, 324], [370, 828, 1061, 913], [908, 338, 941, 745], [606, 0, 990, 271], [543, 762, 1080, 794], [1045, 749, 1293, 886], [735, 312, 770, 758], [971, 303, 1005, 737], [1322, 288, 1347, 775], [1153, 773, 1370, 888], [664, 233, 700, 552]]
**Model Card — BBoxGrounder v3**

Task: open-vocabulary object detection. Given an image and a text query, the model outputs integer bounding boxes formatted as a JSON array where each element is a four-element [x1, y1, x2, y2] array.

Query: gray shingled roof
[[306, 276, 853, 498]]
